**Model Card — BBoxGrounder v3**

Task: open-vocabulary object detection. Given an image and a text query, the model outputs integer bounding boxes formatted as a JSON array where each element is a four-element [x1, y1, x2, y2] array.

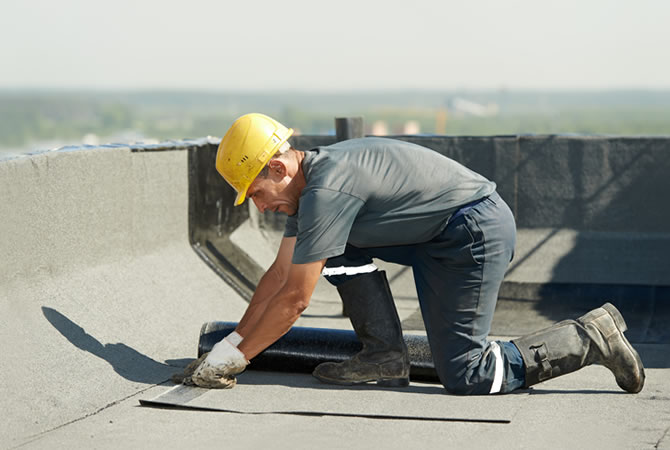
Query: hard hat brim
[[234, 190, 246, 206]]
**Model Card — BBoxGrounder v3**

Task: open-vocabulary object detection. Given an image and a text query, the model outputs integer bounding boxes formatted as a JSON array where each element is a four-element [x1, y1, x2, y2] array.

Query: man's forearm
[[235, 258, 324, 362], [236, 286, 309, 360], [235, 266, 286, 338]]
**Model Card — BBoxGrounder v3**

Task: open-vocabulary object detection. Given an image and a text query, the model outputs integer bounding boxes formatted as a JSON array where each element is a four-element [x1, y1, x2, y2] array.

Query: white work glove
[[171, 331, 245, 386], [191, 335, 249, 389]]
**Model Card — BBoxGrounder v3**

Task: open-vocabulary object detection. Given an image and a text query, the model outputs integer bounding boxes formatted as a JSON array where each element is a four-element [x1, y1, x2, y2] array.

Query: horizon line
[[2, 86, 670, 94]]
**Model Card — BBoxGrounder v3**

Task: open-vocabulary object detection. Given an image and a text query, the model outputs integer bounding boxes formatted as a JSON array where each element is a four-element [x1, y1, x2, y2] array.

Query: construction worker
[[190, 113, 645, 395]]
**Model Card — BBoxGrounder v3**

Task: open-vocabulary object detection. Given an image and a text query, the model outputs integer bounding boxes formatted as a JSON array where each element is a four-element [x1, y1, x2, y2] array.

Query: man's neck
[[291, 150, 307, 195]]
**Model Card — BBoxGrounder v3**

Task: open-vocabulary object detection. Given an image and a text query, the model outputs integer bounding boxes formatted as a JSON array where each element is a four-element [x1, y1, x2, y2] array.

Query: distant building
[[403, 120, 421, 135], [449, 97, 499, 117], [371, 120, 389, 136]]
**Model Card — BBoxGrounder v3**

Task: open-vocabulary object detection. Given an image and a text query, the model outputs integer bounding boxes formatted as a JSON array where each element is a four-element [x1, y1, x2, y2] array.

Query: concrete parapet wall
[[1, 147, 186, 285], [0, 141, 247, 444]]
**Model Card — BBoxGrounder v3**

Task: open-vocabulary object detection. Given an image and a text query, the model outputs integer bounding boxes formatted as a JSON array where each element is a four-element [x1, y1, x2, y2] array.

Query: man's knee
[[436, 341, 524, 395], [439, 369, 476, 395], [430, 355, 471, 395], [433, 349, 492, 396]]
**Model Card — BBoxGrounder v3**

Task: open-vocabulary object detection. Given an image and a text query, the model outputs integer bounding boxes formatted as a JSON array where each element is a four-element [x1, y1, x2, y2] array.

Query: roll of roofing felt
[[198, 322, 438, 382]]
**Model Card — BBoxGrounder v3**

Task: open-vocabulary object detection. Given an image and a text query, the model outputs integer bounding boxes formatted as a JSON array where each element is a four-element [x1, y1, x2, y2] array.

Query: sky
[[1, 0, 669, 91]]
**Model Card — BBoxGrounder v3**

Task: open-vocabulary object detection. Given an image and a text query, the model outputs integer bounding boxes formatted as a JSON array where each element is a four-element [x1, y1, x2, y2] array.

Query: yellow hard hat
[[216, 113, 294, 206]]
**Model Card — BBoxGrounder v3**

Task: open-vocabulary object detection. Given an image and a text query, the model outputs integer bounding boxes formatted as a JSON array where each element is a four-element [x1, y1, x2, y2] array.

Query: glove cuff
[[226, 331, 244, 347], [208, 337, 249, 366]]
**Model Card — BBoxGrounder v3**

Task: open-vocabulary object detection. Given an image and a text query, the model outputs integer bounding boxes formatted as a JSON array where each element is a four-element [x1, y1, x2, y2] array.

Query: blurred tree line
[[1, 90, 669, 152]]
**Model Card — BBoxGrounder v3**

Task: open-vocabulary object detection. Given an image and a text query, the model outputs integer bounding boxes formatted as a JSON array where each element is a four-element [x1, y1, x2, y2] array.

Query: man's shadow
[[42, 306, 191, 385]]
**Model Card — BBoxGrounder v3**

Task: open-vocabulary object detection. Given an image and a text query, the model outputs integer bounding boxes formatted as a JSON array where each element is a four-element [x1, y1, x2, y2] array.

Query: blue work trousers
[[324, 191, 525, 395]]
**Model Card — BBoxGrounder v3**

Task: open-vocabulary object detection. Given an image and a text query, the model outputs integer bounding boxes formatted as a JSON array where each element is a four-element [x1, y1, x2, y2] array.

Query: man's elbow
[[293, 295, 310, 316], [286, 291, 310, 318]]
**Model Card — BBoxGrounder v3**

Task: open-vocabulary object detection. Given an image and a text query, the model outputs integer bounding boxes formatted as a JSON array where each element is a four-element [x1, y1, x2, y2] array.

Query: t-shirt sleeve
[[283, 214, 298, 237], [292, 188, 364, 264]]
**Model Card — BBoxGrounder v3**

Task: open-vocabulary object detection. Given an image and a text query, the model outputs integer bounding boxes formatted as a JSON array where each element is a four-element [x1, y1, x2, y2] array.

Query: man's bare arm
[[237, 257, 326, 360], [235, 237, 296, 338]]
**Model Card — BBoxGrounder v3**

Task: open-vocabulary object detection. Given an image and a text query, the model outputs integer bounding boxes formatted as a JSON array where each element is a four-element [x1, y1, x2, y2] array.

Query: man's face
[[246, 161, 298, 216]]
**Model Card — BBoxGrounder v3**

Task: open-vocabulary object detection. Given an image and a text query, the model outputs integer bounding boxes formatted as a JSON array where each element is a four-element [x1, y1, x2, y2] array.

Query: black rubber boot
[[313, 270, 410, 387], [512, 302, 645, 393]]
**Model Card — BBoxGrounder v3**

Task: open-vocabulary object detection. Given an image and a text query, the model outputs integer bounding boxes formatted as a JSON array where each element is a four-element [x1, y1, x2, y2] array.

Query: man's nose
[[252, 197, 265, 213]]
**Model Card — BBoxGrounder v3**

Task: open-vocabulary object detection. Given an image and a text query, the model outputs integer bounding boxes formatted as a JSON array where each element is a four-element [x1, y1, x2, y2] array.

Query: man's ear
[[268, 160, 287, 178]]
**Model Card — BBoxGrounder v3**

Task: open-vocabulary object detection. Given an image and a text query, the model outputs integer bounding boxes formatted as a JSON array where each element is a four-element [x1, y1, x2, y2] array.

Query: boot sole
[[601, 302, 645, 393], [377, 377, 410, 387], [313, 373, 410, 388]]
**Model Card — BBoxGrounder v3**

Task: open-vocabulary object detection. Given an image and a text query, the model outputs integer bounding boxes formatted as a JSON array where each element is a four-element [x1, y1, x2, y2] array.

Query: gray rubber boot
[[512, 302, 645, 393], [313, 270, 410, 387]]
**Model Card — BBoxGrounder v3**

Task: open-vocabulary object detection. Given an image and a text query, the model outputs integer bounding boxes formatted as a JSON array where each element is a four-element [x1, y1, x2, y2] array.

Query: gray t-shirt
[[284, 137, 496, 264]]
